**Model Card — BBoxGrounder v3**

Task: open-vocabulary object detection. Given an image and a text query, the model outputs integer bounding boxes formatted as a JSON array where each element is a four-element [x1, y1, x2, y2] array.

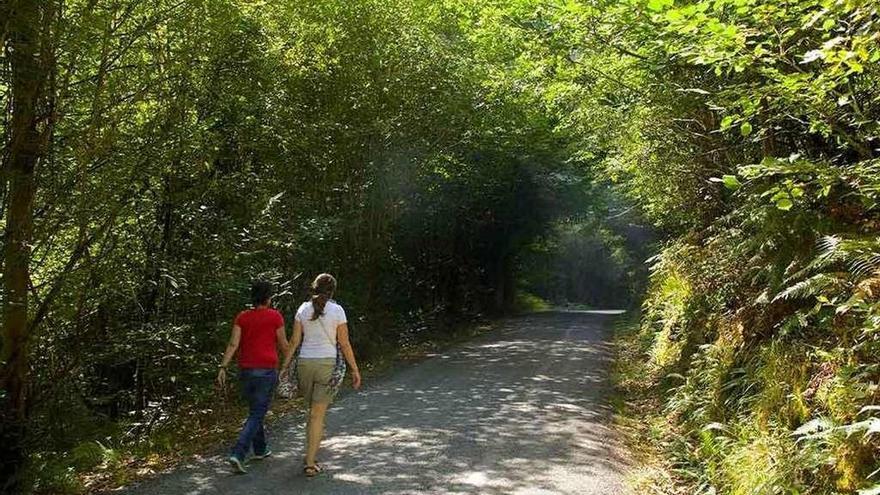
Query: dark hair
[[310, 273, 337, 320], [250, 281, 274, 307]]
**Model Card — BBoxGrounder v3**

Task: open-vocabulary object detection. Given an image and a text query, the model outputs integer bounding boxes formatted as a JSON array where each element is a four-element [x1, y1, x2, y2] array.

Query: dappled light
[[120, 312, 628, 494]]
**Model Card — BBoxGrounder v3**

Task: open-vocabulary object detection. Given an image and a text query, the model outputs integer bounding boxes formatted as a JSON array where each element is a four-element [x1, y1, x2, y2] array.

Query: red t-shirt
[[235, 308, 284, 369]]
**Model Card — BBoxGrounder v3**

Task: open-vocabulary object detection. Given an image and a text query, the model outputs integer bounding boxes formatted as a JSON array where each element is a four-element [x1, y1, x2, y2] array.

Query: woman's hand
[[351, 369, 362, 390], [216, 367, 227, 389]]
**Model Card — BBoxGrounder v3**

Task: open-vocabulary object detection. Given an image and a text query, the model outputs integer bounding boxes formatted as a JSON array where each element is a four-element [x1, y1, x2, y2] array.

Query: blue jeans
[[231, 368, 277, 459]]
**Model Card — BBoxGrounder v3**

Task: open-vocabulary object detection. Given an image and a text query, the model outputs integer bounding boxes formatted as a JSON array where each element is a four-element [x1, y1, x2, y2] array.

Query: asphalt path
[[117, 311, 629, 495]]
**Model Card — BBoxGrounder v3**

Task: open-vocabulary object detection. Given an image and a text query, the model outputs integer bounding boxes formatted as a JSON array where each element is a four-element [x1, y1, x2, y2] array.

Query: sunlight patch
[[333, 473, 373, 485], [324, 427, 433, 450], [451, 470, 507, 488], [550, 402, 585, 413]]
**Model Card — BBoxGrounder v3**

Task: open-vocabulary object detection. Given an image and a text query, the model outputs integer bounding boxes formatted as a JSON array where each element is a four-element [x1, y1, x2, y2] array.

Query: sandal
[[303, 464, 323, 477]]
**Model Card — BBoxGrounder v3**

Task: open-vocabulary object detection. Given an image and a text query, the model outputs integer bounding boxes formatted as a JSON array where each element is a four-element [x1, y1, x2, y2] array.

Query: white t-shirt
[[296, 300, 347, 359]]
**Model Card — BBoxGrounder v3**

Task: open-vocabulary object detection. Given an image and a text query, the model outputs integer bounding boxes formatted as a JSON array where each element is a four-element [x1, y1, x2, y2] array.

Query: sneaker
[[252, 450, 272, 460], [228, 455, 247, 474]]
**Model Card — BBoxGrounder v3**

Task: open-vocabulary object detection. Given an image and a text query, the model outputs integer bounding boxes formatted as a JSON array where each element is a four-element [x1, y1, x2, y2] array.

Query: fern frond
[[802, 235, 880, 280], [773, 273, 850, 302]]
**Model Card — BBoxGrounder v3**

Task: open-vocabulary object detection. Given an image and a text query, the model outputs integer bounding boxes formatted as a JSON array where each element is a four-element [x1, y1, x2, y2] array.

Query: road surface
[[118, 311, 629, 495]]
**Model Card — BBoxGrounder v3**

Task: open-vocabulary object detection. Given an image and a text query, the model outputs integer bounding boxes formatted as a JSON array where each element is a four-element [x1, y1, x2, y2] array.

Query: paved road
[[118, 311, 629, 495]]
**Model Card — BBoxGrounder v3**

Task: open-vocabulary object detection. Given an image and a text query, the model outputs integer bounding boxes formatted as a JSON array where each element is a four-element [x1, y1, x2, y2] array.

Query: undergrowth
[[610, 313, 684, 495], [628, 211, 880, 495]]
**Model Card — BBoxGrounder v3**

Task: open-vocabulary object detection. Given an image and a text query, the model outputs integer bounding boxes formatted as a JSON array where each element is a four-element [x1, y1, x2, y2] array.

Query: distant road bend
[[120, 311, 630, 495]]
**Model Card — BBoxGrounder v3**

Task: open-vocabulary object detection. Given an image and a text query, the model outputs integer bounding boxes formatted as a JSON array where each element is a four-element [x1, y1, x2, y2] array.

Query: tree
[[1, 1, 56, 491]]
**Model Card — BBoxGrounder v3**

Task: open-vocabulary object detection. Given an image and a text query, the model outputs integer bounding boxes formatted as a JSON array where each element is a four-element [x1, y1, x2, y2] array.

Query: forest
[[1, 0, 878, 494]]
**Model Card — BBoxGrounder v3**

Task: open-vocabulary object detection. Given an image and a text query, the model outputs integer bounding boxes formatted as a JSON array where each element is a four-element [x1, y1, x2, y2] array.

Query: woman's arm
[[275, 324, 289, 361], [336, 323, 361, 389], [216, 324, 242, 388], [280, 319, 303, 374]]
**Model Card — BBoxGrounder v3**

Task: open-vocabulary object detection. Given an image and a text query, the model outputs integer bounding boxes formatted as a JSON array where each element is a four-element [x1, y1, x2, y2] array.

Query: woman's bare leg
[[305, 401, 330, 466]]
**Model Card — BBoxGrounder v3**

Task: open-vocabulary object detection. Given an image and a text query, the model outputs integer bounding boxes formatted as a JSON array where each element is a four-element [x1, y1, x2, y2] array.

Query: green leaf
[[720, 115, 734, 130], [648, 0, 674, 12], [776, 197, 793, 210], [771, 190, 788, 202], [846, 60, 864, 73], [721, 175, 741, 190], [740, 121, 752, 137], [665, 9, 683, 21]]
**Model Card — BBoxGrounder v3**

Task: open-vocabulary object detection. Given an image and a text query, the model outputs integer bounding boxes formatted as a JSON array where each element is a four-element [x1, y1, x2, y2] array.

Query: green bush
[[69, 442, 105, 472], [511, 291, 552, 313]]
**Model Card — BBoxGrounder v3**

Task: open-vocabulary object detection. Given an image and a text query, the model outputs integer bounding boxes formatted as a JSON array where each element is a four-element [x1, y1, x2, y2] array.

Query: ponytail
[[309, 273, 337, 320], [311, 293, 329, 320]]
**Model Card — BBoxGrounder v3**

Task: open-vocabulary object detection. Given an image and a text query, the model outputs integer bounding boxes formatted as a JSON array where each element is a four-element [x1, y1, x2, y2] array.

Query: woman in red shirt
[[216, 281, 288, 473]]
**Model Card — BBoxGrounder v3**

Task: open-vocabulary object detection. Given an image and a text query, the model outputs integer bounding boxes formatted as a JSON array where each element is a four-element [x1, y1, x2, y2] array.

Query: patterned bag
[[317, 317, 347, 394], [276, 352, 299, 399]]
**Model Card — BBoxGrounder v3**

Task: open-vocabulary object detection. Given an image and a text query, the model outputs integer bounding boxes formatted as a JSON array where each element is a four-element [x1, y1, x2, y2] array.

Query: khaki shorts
[[297, 358, 337, 405]]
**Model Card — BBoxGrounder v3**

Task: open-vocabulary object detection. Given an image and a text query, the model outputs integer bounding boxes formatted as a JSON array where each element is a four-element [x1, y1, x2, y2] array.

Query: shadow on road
[[118, 312, 629, 495]]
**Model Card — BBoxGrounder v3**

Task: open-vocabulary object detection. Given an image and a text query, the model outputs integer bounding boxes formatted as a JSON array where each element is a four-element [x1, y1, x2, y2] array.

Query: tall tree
[[1, 0, 55, 492]]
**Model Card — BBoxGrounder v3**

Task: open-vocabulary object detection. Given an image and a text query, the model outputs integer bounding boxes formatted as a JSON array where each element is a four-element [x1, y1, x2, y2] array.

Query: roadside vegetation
[[610, 314, 680, 494], [595, 1, 880, 494]]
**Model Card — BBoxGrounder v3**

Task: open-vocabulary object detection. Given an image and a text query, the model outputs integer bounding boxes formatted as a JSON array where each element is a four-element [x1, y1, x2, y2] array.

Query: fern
[[773, 273, 850, 302], [779, 236, 880, 302], [818, 235, 880, 279]]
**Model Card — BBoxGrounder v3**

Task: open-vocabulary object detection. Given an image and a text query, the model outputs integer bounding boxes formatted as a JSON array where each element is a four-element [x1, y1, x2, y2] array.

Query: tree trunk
[[0, 1, 53, 492]]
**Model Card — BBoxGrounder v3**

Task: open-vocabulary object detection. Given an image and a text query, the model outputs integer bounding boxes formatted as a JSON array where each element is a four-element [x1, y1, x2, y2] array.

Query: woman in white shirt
[[280, 273, 361, 477]]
